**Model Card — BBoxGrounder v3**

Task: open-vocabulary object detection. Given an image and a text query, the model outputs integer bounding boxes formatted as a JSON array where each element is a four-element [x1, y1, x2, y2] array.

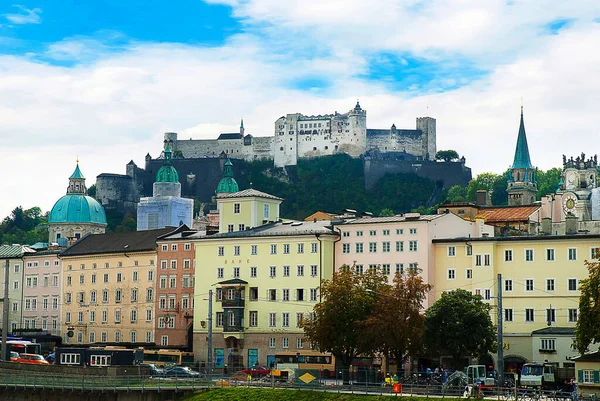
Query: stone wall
[[363, 157, 472, 190], [0, 360, 149, 376]]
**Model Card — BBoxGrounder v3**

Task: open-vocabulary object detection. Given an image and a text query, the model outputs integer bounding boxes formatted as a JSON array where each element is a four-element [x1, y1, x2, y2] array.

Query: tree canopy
[[575, 259, 600, 354], [0, 206, 48, 245], [423, 289, 496, 368], [435, 150, 460, 162]]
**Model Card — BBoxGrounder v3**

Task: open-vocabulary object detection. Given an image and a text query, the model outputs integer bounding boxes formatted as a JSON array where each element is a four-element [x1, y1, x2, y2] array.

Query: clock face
[[563, 193, 577, 214]]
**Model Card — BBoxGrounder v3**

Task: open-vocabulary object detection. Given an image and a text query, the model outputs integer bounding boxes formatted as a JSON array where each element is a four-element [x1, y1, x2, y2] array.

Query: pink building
[[334, 212, 493, 306], [22, 250, 62, 336]]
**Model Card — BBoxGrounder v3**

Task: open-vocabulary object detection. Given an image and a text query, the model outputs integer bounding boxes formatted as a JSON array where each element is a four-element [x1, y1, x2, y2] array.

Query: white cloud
[[0, 1, 599, 220], [4, 5, 41, 24]]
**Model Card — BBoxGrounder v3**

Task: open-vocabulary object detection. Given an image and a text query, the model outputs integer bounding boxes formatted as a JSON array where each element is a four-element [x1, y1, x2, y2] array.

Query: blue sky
[[0, 0, 599, 218]]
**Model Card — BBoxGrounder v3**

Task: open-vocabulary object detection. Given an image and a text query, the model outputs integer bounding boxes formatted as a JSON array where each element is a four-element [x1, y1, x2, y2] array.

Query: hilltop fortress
[[168, 101, 436, 167]]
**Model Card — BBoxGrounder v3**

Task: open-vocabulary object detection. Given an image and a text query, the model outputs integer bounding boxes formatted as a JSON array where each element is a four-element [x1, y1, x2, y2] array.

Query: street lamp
[[203, 290, 213, 375]]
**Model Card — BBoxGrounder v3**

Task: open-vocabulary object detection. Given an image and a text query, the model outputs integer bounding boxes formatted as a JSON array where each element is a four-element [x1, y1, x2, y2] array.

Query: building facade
[[21, 250, 62, 336], [433, 235, 598, 368], [0, 245, 35, 333], [335, 212, 494, 307], [155, 226, 197, 349], [59, 228, 172, 345], [216, 189, 282, 234]]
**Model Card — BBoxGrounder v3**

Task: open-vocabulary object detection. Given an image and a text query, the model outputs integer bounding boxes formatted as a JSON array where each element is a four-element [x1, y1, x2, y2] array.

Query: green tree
[[365, 268, 432, 372], [435, 150, 460, 162], [303, 264, 387, 382], [0, 206, 49, 245], [446, 185, 468, 202], [115, 213, 137, 232], [379, 208, 394, 217], [575, 259, 600, 354], [87, 184, 97, 198], [536, 168, 562, 200], [423, 289, 496, 369]]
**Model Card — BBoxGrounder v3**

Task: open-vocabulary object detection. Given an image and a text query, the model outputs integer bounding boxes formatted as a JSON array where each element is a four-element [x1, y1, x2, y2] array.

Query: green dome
[[156, 165, 179, 183], [49, 194, 107, 225], [216, 157, 239, 194]]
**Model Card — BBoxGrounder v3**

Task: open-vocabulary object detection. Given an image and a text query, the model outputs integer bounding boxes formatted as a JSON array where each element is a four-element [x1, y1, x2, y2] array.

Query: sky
[[0, 0, 599, 219]]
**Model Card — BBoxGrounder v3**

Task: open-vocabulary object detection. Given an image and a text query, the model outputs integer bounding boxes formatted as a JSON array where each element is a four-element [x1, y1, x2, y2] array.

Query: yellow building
[[433, 235, 599, 369], [217, 189, 282, 233], [191, 190, 338, 370], [60, 228, 172, 345]]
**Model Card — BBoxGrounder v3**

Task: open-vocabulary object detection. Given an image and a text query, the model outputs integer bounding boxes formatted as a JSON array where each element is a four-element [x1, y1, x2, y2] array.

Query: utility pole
[[497, 273, 504, 387], [2, 259, 10, 361], [207, 289, 213, 375]]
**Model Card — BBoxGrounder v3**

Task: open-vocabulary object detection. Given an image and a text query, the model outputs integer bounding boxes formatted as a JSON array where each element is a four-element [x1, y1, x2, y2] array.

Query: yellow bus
[[274, 351, 335, 377], [142, 349, 194, 367]]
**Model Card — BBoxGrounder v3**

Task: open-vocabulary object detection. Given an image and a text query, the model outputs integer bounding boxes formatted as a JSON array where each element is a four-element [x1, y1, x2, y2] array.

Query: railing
[[222, 298, 245, 308]]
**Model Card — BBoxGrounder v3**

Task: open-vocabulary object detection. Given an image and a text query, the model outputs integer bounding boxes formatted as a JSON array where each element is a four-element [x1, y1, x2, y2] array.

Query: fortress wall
[[96, 174, 135, 208]]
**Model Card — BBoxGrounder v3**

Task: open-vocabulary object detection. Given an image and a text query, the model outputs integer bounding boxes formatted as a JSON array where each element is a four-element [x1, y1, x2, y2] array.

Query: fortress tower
[[507, 107, 537, 206]]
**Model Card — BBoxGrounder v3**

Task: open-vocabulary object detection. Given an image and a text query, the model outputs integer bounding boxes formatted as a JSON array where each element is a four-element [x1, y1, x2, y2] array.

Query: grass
[[183, 388, 464, 401]]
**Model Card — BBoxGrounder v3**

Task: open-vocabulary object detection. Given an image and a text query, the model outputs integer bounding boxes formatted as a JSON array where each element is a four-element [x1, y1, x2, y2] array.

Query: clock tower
[[507, 107, 538, 206], [557, 153, 598, 221]]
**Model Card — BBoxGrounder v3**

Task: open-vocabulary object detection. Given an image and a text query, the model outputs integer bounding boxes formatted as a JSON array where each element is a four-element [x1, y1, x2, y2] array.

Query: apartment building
[[60, 228, 172, 345], [0, 245, 35, 332]]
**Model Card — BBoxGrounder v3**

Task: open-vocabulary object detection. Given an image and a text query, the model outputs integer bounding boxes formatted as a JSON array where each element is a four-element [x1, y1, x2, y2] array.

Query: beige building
[[60, 228, 172, 345]]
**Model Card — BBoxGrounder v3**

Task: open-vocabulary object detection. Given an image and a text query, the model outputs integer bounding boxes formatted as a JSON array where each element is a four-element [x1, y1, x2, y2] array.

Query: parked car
[[15, 353, 49, 365], [164, 366, 200, 378], [240, 365, 270, 378], [10, 351, 19, 361], [141, 363, 165, 377]]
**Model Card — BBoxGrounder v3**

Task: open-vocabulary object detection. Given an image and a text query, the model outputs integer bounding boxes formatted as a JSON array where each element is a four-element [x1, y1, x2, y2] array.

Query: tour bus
[[275, 351, 335, 378], [1, 340, 42, 355], [142, 349, 194, 367]]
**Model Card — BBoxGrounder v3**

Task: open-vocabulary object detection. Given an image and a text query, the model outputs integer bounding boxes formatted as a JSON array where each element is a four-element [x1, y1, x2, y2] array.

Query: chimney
[[476, 190, 491, 206], [565, 214, 578, 235], [541, 217, 552, 235]]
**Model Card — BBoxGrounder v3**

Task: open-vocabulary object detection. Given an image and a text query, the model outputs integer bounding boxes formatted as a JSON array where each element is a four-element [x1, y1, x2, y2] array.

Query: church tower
[[507, 107, 537, 206]]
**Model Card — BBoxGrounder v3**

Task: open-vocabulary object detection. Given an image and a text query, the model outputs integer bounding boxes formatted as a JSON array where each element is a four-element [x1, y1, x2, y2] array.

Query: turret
[[507, 107, 537, 206]]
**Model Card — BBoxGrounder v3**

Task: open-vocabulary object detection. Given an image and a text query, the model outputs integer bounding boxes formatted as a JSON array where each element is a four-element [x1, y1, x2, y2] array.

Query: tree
[[423, 289, 496, 369], [435, 150, 460, 162], [379, 208, 394, 217], [303, 265, 387, 382], [87, 184, 97, 198], [446, 185, 468, 203], [575, 259, 600, 354], [536, 168, 562, 200], [365, 268, 432, 373]]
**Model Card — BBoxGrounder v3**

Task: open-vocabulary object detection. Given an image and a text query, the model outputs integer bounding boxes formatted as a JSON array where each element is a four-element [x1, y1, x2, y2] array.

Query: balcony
[[223, 323, 244, 333], [222, 298, 245, 308]]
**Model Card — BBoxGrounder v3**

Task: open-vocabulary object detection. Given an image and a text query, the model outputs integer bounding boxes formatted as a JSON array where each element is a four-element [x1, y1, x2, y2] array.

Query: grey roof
[[531, 327, 575, 335], [187, 220, 337, 240], [61, 227, 174, 257], [217, 133, 243, 140], [0, 245, 36, 259], [572, 351, 600, 362], [216, 188, 283, 201], [433, 233, 600, 244], [340, 214, 444, 225]]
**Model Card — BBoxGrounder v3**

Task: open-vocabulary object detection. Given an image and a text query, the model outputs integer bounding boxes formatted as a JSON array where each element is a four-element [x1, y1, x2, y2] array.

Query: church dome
[[216, 156, 239, 194], [49, 194, 107, 225], [156, 165, 179, 183]]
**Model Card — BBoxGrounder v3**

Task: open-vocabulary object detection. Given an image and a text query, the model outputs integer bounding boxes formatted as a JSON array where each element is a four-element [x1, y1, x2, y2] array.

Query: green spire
[[511, 106, 533, 169], [156, 139, 179, 183], [69, 162, 85, 179], [216, 155, 239, 194]]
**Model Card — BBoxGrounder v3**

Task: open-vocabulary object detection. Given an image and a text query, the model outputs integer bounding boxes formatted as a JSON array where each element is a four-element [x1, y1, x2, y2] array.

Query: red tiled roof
[[477, 205, 540, 223]]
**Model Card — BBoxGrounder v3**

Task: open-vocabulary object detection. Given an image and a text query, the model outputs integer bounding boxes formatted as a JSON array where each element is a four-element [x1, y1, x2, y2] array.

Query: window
[[227, 224, 234, 233], [484, 254, 491, 266], [504, 309, 513, 322], [102, 289, 108, 303], [91, 274, 96, 284], [217, 268, 224, 279], [234, 203, 240, 214], [396, 263, 404, 274], [505, 279, 513, 292], [90, 291, 97, 304], [409, 228, 417, 234], [250, 267, 257, 278], [269, 289, 277, 301], [546, 279, 555, 291], [505, 250, 513, 262], [251, 245, 258, 255], [525, 279, 534, 292], [447, 269, 456, 280], [525, 308, 535, 322], [540, 338, 556, 351], [466, 269, 472, 279], [181, 296, 189, 309], [546, 308, 556, 323], [297, 243, 304, 254], [296, 312, 304, 328], [448, 246, 456, 256], [282, 312, 290, 327], [282, 289, 289, 301], [296, 289, 305, 301], [216, 313, 223, 327], [146, 288, 153, 302], [283, 244, 290, 254], [233, 267, 240, 278], [269, 312, 276, 327], [382, 242, 390, 253], [297, 265, 304, 276], [162, 244, 168, 251], [116, 273, 122, 283], [234, 246, 240, 256], [60, 353, 81, 365], [355, 243, 364, 253], [396, 229, 404, 235], [356, 264, 364, 274], [342, 243, 351, 253], [310, 265, 318, 277], [282, 338, 289, 348], [583, 370, 595, 384], [270, 244, 277, 255], [311, 243, 318, 253], [161, 260, 167, 270], [568, 308, 578, 323], [184, 243, 191, 251], [131, 310, 138, 323], [568, 248, 577, 261], [65, 312, 71, 324], [115, 289, 122, 303], [269, 338, 276, 348], [65, 292, 72, 304], [102, 310, 108, 323], [182, 275, 190, 288], [394, 241, 404, 252], [546, 248, 555, 261], [466, 245, 472, 256], [250, 287, 258, 301], [568, 278, 578, 291], [161, 335, 168, 346], [218, 246, 224, 257], [369, 242, 377, 253], [249, 311, 258, 327], [263, 204, 270, 219], [270, 266, 276, 278], [525, 249, 534, 262], [115, 309, 121, 323], [591, 247, 600, 260], [132, 271, 138, 282], [356, 231, 363, 237], [484, 289, 491, 300], [310, 288, 318, 301], [409, 241, 418, 252]]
